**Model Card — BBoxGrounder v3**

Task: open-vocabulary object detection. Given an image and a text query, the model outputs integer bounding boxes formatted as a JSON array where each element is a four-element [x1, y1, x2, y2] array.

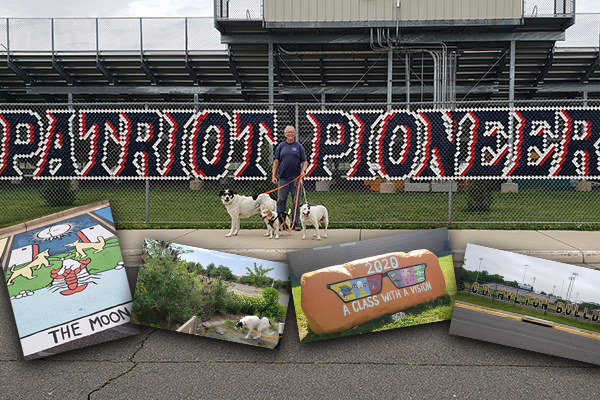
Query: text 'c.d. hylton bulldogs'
[[300, 249, 446, 335]]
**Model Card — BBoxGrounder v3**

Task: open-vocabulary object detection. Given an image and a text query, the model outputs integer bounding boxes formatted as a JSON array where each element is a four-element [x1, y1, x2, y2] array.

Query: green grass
[[456, 291, 600, 335], [291, 254, 456, 342], [3, 186, 600, 229]]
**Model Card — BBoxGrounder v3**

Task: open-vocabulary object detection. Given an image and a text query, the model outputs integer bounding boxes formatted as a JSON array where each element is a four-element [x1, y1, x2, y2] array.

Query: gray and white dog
[[234, 315, 271, 339]]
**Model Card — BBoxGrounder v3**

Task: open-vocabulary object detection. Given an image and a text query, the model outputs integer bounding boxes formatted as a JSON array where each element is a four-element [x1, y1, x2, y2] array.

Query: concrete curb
[[122, 248, 600, 267]]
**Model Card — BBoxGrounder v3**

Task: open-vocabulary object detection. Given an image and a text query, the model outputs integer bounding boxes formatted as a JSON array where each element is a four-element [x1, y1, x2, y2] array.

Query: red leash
[[262, 174, 305, 232]]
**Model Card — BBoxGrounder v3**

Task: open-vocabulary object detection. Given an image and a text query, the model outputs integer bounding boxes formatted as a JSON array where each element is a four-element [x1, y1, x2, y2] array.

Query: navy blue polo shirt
[[274, 141, 307, 179]]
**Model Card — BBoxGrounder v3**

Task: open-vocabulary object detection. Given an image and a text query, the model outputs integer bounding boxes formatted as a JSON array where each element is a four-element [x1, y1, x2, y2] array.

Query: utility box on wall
[[263, 0, 523, 27]]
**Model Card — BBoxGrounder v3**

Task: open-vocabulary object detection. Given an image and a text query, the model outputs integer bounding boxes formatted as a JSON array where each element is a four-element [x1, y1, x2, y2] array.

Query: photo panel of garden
[[450, 244, 600, 365], [286, 228, 457, 342], [130, 239, 290, 349]]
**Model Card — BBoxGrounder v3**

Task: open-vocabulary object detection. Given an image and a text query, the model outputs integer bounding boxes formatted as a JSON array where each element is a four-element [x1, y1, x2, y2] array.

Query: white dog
[[300, 203, 329, 240], [234, 315, 271, 340], [220, 189, 276, 237], [260, 209, 291, 239]]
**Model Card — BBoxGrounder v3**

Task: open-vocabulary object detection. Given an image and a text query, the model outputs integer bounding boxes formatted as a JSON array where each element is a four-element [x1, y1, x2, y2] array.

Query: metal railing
[[0, 17, 225, 53], [524, 0, 575, 16], [215, 0, 263, 20], [215, 0, 575, 20]]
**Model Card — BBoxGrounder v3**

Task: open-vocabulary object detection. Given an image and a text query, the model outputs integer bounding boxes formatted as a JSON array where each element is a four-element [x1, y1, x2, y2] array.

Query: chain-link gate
[[1, 99, 600, 228]]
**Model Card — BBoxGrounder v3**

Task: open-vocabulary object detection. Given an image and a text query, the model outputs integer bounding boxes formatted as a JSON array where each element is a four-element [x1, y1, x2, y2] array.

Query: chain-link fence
[[1, 99, 600, 228]]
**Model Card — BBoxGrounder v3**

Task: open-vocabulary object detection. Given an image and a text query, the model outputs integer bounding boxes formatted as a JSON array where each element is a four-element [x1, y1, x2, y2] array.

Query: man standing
[[272, 125, 308, 230]]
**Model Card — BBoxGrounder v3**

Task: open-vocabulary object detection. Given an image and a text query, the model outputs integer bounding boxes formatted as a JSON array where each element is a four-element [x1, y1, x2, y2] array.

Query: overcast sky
[[2, 0, 214, 18], [1, 0, 599, 18], [464, 244, 599, 305]]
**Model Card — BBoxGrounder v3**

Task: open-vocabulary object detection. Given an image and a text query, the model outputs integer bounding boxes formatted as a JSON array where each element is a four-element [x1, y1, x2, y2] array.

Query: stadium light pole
[[271, 263, 280, 288], [553, 285, 556, 296], [567, 272, 578, 304], [475, 258, 483, 283], [566, 275, 574, 303], [575, 292, 580, 306], [522, 265, 529, 284], [532, 276, 536, 288]]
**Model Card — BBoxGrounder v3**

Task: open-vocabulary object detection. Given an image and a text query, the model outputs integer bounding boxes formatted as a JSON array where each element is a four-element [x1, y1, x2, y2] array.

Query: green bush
[[131, 241, 202, 327], [268, 304, 286, 321], [225, 297, 243, 314], [466, 180, 496, 213], [235, 292, 267, 315], [207, 277, 235, 315], [261, 287, 281, 319], [40, 180, 76, 207], [132, 257, 201, 327]]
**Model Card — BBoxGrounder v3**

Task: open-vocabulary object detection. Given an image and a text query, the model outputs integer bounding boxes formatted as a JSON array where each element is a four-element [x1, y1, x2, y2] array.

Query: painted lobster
[[50, 258, 91, 295]]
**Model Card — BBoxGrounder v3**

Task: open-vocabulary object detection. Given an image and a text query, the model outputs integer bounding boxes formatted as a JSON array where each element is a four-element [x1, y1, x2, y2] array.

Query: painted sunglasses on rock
[[326, 263, 427, 303]]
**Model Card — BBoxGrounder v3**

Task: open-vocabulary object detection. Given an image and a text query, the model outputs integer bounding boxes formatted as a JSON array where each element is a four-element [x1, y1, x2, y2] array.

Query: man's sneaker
[[293, 225, 302, 231]]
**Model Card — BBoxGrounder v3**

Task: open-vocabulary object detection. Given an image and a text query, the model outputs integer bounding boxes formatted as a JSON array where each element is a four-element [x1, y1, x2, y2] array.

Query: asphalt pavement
[[449, 304, 600, 366], [1, 228, 599, 399]]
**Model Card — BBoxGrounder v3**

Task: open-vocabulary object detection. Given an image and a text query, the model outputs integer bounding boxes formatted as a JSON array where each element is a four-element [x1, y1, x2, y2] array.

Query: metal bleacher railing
[[0, 17, 225, 53]]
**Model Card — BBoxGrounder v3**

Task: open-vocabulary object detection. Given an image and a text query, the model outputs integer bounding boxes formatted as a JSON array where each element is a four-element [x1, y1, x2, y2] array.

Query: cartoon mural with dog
[[0, 202, 136, 359]]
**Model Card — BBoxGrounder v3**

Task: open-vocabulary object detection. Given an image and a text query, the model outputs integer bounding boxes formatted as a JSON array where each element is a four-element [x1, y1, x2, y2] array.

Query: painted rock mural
[[300, 249, 446, 334]]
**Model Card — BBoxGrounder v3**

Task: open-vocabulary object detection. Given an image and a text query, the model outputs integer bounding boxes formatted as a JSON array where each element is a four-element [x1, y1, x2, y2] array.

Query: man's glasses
[[326, 263, 427, 303]]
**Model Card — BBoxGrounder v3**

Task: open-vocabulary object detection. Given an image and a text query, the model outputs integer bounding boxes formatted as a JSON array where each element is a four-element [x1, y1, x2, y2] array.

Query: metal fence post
[[448, 180, 453, 223], [145, 179, 150, 223], [145, 102, 150, 223], [295, 103, 299, 132]]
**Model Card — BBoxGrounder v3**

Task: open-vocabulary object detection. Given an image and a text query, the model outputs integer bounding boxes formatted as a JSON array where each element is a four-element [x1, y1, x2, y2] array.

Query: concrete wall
[[264, 0, 522, 23]]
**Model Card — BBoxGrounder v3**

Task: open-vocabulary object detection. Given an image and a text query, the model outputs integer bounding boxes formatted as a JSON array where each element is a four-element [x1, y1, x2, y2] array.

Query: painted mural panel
[[3, 107, 600, 180], [0, 201, 138, 359]]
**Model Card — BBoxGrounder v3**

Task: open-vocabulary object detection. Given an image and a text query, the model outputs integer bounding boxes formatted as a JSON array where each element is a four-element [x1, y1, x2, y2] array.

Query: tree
[[215, 265, 235, 281], [132, 239, 198, 328], [205, 263, 217, 277], [183, 261, 203, 275], [238, 275, 253, 286], [245, 263, 274, 291], [540, 290, 547, 295], [142, 239, 191, 265]]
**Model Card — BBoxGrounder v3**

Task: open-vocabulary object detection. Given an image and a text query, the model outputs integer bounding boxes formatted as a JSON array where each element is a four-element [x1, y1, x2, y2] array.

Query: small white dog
[[219, 189, 276, 237], [300, 203, 329, 240], [260, 209, 291, 239], [234, 315, 271, 340]]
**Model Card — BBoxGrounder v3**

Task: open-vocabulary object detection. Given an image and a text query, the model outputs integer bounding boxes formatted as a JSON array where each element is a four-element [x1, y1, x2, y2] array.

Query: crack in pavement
[[535, 230, 583, 252], [113, 359, 599, 368], [87, 329, 157, 400], [166, 230, 198, 242]]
